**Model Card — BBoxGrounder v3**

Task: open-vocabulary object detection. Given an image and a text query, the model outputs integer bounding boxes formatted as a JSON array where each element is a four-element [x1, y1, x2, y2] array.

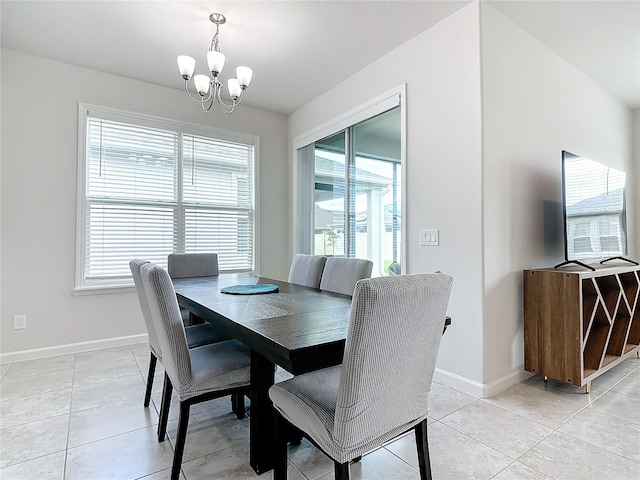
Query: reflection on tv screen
[[563, 151, 627, 261]]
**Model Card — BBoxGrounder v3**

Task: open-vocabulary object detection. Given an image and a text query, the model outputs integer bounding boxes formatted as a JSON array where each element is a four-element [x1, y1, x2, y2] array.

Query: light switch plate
[[419, 229, 439, 246]]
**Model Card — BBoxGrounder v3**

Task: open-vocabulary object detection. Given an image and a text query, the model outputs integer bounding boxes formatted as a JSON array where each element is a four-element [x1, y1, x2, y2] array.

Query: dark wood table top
[[173, 274, 353, 374]]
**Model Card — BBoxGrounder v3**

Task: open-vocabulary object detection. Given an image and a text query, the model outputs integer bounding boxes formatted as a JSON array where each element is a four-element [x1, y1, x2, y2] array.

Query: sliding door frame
[[293, 84, 407, 271]]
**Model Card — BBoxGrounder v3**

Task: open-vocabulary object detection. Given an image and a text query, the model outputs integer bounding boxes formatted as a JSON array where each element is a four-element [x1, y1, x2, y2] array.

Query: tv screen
[[561, 150, 628, 265]]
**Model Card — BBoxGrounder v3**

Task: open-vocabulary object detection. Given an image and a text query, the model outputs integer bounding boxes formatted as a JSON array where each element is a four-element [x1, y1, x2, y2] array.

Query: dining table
[[172, 273, 451, 475]]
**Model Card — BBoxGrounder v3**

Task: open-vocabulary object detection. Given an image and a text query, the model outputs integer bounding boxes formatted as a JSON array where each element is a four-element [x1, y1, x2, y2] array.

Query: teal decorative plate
[[221, 284, 279, 295]]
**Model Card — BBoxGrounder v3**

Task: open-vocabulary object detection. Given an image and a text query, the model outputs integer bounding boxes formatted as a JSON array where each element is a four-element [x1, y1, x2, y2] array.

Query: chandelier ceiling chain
[[209, 12, 223, 52], [177, 12, 253, 114]]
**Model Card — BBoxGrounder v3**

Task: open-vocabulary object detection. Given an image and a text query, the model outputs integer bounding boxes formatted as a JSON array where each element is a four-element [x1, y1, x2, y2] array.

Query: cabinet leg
[[585, 381, 591, 394]]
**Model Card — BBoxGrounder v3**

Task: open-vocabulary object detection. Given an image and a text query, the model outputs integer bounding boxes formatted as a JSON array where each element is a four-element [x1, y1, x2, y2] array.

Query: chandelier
[[177, 13, 253, 114]]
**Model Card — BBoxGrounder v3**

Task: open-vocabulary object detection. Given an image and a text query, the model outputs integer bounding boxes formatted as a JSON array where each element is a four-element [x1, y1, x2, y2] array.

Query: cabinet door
[[524, 271, 582, 385]]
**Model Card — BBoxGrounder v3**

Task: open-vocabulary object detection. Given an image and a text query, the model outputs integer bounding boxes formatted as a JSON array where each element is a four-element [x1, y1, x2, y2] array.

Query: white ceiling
[[1, 1, 638, 114], [488, 0, 639, 110]]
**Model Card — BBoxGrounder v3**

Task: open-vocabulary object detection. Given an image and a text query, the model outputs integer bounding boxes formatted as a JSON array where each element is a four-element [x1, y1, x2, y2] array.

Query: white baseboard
[[482, 369, 534, 398], [0, 334, 148, 365], [433, 367, 534, 398], [433, 367, 485, 397]]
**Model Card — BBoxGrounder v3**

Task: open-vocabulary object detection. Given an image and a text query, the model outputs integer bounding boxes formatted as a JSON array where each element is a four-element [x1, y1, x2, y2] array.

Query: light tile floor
[[1, 343, 638, 479]]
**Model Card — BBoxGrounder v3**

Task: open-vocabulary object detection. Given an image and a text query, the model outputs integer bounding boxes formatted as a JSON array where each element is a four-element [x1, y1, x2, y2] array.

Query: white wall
[[0, 49, 288, 357], [288, 4, 485, 388], [480, 4, 635, 388]]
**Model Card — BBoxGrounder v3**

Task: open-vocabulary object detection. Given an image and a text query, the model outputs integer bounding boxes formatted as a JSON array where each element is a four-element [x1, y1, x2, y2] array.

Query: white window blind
[[182, 134, 254, 271], [77, 105, 257, 291]]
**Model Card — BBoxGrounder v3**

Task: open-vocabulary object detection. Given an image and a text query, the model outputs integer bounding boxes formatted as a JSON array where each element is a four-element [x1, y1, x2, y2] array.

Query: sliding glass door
[[352, 110, 402, 275], [310, 107, 401, 276], [314, 131, 346, 256]]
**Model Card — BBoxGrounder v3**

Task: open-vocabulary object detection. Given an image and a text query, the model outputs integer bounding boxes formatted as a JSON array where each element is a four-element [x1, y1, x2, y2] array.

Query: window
[[598, 219, 621, 253], [296, 87, 404, 277], [76, 104, 258, 291], [568, 216, 624, 258], [572, 222, 593, 254]]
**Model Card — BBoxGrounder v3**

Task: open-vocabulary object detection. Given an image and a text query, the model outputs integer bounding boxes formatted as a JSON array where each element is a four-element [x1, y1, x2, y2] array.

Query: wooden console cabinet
[[524, 265, 640, 392]]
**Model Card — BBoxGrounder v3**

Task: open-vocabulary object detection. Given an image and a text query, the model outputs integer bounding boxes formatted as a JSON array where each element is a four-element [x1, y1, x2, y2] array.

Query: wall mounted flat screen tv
[[556, 151, 632, 270]]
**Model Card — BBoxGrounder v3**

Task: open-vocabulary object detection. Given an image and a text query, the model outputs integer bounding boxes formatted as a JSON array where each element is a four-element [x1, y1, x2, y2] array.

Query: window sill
[[73, 284, 136, 296]]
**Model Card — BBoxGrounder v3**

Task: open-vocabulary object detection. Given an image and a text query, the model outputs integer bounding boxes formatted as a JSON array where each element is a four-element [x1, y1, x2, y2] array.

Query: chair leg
[[144, 352, 157, 407], [157, 373, 173, 442], [334, 461, 350, 479], [171, 401, 191, 480], [273, 412, 289, 480], [231, 392, 246, 419], [415, 419, 432, 480]]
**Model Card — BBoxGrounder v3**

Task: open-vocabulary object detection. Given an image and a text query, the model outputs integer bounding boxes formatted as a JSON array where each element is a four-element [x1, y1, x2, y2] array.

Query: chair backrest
[[334, 273, 453, 449], [288, 254, 327, 289], [140, 262, 193, 390], [319, 257, 373, 296], [129, 259, 162, 360], [168, 253, 219, 279]]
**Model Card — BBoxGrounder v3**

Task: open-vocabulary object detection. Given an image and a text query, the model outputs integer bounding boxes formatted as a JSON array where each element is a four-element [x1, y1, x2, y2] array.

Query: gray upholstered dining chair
[[269, 273, 453, 480], [168, 252, 219, 279], [167, 253, 245, 414], [319, 257, 373, 296], [288, 254, 327, 288], [140, 262, 252, 480], [168, 253, 224, 326], [130, 259, 230, 410]]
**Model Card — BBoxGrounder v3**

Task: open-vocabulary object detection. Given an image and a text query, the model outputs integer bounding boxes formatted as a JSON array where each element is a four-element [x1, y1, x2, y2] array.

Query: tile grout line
[[62, 351, 78, 480], [381, 444, 420, 474], [502, 366, 640, 478], [434, 377, 633, 480]]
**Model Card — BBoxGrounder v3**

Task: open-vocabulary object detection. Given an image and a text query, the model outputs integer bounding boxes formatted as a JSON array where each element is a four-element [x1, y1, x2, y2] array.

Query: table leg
[[249, 350, 276, 474]]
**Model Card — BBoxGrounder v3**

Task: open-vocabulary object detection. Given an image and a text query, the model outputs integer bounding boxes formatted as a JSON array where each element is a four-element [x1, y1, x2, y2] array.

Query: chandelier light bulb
[[207, 51, 226, 76], [236, 66, 253, 89], [194, 74, 211, 96], [228, 78, 242, 99], [177, 55, 196, 80]]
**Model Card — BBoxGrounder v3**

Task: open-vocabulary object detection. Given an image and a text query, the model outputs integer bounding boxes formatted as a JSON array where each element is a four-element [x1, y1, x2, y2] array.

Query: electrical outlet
[[13, 314, 26, 330]]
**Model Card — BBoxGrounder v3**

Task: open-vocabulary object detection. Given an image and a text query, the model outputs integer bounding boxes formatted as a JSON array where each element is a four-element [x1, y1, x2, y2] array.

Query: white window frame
[[292, 85, 406, 270], [74, 103, 260, 294]]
